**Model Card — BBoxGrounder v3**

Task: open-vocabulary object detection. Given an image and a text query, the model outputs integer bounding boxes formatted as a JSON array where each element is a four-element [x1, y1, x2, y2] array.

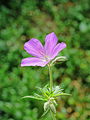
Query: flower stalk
[[48, 64, 53, 93], [48, 64, 57, 120]]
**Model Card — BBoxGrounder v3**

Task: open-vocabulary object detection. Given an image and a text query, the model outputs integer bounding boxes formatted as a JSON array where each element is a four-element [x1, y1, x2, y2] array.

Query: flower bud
[[53, 100, 58, 106], [50, 56, 67, 66], [50, 103, 56, 114], [44, 101, 49, 111]]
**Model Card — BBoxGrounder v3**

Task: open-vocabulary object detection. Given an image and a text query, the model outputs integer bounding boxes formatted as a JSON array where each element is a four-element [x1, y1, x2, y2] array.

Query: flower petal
[[24, 38, 45, 58], [21, 57, 48, 67], [51, 42, 66, 59], [44, 32, 58, 56]]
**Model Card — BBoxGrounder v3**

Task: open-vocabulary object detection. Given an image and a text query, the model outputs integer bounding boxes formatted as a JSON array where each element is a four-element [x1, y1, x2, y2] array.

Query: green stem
[[50, 111, 56, 120], [48, 64, 53, 92]]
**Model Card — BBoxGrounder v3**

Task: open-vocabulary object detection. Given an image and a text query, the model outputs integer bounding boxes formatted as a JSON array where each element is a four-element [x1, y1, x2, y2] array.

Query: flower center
[[44, 55, 50, 61], [41, 55, 50, 62]]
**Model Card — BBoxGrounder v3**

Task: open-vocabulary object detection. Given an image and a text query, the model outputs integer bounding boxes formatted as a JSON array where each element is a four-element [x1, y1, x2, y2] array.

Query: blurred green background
[[0, 0, 90, 120]]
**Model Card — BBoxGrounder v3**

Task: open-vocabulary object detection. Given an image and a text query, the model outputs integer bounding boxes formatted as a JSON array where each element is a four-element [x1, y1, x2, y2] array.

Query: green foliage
[[22, 85, 70, 119], [0, 0, 90, 120]]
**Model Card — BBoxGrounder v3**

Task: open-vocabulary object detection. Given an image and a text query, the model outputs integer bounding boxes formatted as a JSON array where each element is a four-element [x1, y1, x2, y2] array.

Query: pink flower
[[21, 32, 66, 67]]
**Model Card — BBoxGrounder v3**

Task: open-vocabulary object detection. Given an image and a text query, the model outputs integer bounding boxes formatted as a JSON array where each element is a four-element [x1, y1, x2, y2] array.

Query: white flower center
[[42, 55, 50, 62]]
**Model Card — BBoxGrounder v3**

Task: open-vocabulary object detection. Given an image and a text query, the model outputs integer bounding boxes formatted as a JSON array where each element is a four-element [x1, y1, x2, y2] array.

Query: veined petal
[[21, 57, 48, 67], [24, 38, 45, 58], [51, 42, 66, 59], [44, 32, 58, 56]]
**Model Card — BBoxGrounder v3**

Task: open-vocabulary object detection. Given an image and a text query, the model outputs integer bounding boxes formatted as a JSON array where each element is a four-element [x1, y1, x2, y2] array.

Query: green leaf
[[37, 86, 49, 98], [53, 86, 63, 94], [53, 93, 71, 97], [22, 96, 46, 101]]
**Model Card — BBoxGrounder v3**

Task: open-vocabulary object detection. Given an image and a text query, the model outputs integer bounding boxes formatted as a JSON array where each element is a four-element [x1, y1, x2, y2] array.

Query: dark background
[[0, 0, 90, 120]]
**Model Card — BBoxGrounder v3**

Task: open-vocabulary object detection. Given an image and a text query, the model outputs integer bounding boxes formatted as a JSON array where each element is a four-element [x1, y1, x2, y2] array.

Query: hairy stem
[[50, 111, 56, 120], [48, 64, 53, 92]]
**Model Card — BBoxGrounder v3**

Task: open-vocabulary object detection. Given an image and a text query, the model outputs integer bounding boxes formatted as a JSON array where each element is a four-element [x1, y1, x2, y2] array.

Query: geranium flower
[[21, 32, 66, 67]]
